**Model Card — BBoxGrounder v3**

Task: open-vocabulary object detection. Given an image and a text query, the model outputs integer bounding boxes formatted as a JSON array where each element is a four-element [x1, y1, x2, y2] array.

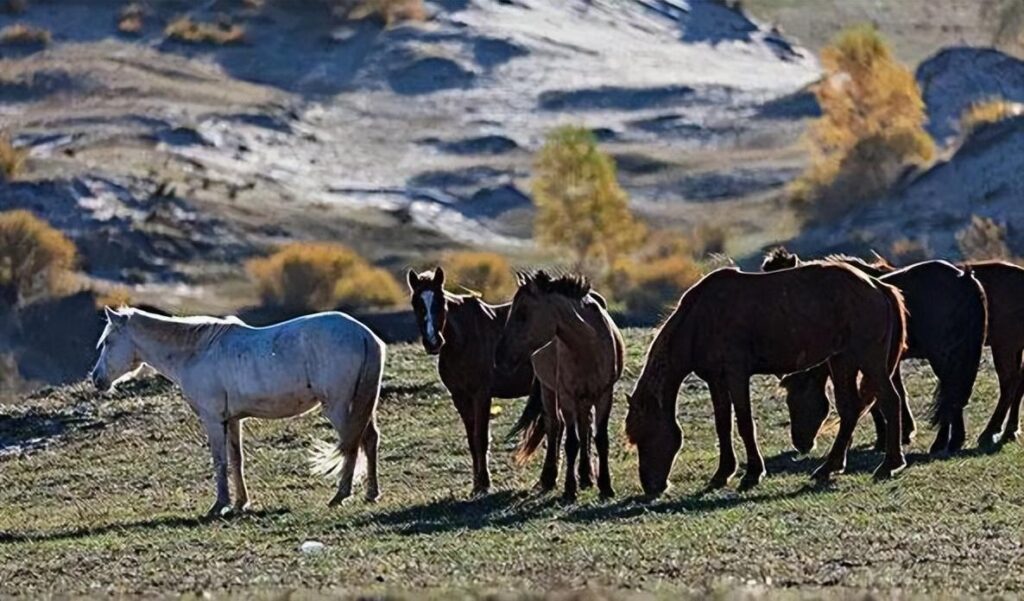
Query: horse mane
[[106, 308, 243, 350], [517, 270, 591, 300], [822, 253, 894, 276], [761, 247, 800, 271]]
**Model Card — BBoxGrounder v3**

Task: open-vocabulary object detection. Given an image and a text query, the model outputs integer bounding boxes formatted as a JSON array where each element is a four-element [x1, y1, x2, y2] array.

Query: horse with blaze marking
[[90, 307, 385, 516], [626, 264, 908, 496], [406, 267, 542, 496]]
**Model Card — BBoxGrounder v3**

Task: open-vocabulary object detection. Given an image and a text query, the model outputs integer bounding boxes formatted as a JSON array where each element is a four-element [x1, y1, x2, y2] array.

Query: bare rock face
[[917, 47, 1024, 145], [788, 115, 1024, 259]]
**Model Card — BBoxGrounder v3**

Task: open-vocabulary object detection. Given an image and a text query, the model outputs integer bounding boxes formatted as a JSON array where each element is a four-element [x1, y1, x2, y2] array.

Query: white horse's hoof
[[206, 503, 232, 519]]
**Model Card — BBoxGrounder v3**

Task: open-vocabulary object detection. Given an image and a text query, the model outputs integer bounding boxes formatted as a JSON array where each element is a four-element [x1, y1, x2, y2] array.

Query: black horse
[[762, 249, 987, 456]]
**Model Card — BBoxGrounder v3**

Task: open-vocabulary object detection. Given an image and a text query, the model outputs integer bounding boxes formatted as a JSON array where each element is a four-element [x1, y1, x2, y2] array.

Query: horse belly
[[748, 318, 839, 375]]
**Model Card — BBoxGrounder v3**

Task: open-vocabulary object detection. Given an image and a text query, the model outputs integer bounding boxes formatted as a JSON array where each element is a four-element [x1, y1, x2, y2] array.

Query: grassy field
[[1, 329, 1023, 598]]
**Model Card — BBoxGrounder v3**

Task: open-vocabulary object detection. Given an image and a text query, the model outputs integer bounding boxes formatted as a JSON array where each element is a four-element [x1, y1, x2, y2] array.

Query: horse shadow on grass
[[0, 508, 290, 545], [352, 490, 560, 535]]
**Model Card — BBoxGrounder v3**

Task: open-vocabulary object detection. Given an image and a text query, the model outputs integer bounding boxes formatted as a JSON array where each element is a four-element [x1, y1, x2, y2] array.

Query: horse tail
[[508, 379, 546, 465], [926, 267, 987, 427], [311, 333, 385, 483]]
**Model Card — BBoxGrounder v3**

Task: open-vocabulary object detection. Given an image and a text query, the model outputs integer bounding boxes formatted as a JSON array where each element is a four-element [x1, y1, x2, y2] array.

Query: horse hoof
[[232, 501, 251, 513], [327, 492, 351, 508], [532, 480, 555, 494], [977, 431, 1000, 450], [598, 487, 615, 499], [1001, 430, 1021, 444], [872, 460, 906, 480], [470, 486, 490, 499], [206, 503, 231, 519], [706, 472, 733, 489], [739, 471, 765, 490], [811, 463, 840, 482], [365, 491, 380, 504], [560, 489, 577, 504], [579, 478, 594, 490]]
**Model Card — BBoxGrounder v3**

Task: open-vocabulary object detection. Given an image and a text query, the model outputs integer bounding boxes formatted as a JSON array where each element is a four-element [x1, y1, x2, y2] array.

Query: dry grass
[[165, 16, 245, 45], [0, 134, 28, 182], [610, 230, 704, 315], [0, 22, 51, 46], [957, 215, 1011, 261], [0, 210, 77, 307], [246, 242, 403, 312], [442, 251, 517, 302], [117, 3, 144, 35], [341, 0, 427, 26], [960, 98, 1024, 137], [791, 25, 934, 219]]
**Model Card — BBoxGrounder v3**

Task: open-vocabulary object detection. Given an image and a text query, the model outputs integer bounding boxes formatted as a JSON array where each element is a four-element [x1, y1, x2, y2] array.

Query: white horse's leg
[[362, 418, 380, 503], [227, 418, 249, 512], [323, 400, 361, 507], [202, 418, 231, 517]]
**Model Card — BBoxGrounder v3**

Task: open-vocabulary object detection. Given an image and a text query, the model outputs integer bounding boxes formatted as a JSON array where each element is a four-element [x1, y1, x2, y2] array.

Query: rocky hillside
[[1, 0, 820, 309]]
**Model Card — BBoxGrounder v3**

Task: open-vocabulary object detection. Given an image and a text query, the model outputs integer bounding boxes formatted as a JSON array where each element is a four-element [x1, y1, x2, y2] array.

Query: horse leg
[[978, 344, 1023, 447], [862, 364, 907, 480], [202, 418, 231, 517], [727, 373, 764, 489], [536, 385, 561, 493], [323, 398, 365, 507], [361, 417, 381, 503], [471, 394, 492, 496], [813, 359, 862, 481], [577, 406, 594, 490], [1001, 364, 1024, 444], [561, 405, 580, 503], [227, 418, 249, 512], [868, 404, 887, 452], [595, 391, 614, 498], [452, 394, 481, 494], [707, 376, 736, 488], [894, 369, 915, 445]]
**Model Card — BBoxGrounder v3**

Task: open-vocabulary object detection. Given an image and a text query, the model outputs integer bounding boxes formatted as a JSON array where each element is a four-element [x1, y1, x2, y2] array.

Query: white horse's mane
[[98, 307, 245, 349]]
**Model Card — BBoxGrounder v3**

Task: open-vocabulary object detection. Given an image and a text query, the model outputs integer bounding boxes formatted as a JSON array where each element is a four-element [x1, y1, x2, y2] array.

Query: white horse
[[90, 306, 386, 516]]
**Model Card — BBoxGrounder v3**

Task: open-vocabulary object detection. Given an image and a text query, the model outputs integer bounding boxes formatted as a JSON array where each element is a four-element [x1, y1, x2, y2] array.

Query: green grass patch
[[1, 330, 1022, 597]]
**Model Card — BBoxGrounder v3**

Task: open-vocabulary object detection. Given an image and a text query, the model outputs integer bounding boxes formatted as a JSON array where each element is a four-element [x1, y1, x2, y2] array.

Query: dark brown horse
[[495, 272, 624, 501], [762, 249, 988, 456], [407, 267, 539, 496], [625, 264, 908, 496], [970, 261, 1024, 447]]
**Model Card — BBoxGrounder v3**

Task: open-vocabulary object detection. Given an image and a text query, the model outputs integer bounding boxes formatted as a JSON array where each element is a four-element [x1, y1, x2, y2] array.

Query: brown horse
[[762, 249, 988, 456], [970, 261, 1024, 447], [625, 264, 908, 497], [495, 271, 624, 502], [407, 267, 539, 496]]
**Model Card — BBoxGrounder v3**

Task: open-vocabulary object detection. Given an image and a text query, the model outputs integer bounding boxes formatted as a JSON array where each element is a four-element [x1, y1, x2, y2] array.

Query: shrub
[[336, 0, 426, 26], [442, 251, 516, 302], [0, 23, 51, 46], [0, 210, 77, 307], [957, 215, 1011, 261], [532, 125, 644, 272], [246, 242, 403, 312], [0, 134, 28, 181], [118, 3, 144, 35], [890, 238, 930, 265], [610, 230, 704, 315], [791, 25, 934, 219], [165, 16, 245, 45], [960, 98, 1024, 137]]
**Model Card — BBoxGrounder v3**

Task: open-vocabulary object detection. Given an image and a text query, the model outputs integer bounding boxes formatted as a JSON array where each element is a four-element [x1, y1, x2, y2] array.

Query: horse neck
[[636, 312, 691, 404], [549, 298, 602, 359], [443, 294, 499, 352], [127, 314, 214, 383]]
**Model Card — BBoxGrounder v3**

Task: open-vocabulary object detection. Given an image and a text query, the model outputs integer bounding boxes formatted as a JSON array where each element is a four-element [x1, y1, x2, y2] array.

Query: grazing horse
[[625, 264, 908, 497], [762, 249, 988, 456], [495, 272, 624, 501], [407, 267, 540, 496], [90, 307, 385, 516]]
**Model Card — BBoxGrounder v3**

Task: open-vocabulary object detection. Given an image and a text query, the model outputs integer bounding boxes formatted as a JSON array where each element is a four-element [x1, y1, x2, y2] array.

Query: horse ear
[[433, 266, 445, 287], [407, 269, 419, 291]]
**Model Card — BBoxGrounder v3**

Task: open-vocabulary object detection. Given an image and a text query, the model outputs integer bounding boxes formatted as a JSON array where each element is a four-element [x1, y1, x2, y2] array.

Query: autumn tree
[[792, 25, 935, 218], [443, 251, 517, 302], [0, 210, 77, 307], [532, 126, 643, 271]]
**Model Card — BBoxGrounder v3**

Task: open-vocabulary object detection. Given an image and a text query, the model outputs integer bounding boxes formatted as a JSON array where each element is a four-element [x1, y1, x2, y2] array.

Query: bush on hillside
[[957, 215, 1011, 261], [791, 25, 934, 220], [610, 230, 705, 315], [335, 0, 426, 26], [0, 134, 28, 182], [246, 242, 403, 312], [118, 3, 144, 35], [0, 23, 50, 46], [165, 16, 245, 45], [0, 210, 77, 307], [443, 251, 517, 302], [960, 98, 1024, 137]]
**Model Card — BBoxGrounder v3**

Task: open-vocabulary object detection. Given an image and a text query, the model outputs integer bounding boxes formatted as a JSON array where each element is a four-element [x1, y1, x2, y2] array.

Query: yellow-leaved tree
[[532, 125, 643, 272], [793, 25, 934, 218]]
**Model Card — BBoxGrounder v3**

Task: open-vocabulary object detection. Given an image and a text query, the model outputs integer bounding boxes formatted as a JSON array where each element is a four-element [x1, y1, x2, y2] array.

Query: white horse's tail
[[309, 440, 366, 484]]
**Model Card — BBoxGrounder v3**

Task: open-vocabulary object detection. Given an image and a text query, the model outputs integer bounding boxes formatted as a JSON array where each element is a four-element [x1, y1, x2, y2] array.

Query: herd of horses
[[89, 250, 1024, 515]]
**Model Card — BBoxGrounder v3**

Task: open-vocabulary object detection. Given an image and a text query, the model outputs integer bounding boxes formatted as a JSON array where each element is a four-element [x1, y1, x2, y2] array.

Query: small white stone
[[299, 541, 326, 554]]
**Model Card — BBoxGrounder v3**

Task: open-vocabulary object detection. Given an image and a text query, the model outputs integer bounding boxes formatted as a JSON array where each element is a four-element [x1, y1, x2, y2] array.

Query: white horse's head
[[91, 307, 143, 392]]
